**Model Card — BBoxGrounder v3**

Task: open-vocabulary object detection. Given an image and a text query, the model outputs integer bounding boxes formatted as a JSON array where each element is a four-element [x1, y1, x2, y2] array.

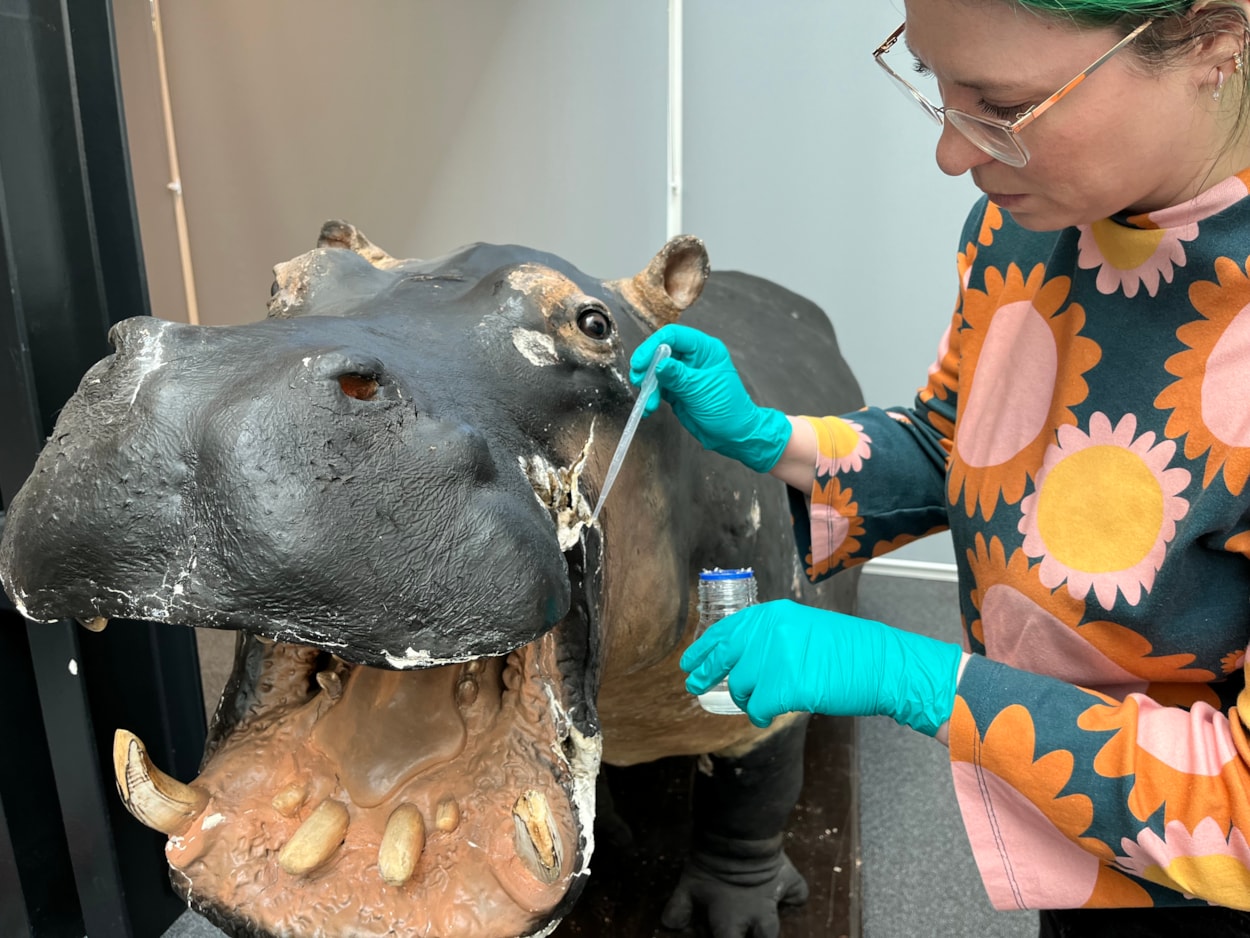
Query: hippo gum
[[0, 222, 863, 938]]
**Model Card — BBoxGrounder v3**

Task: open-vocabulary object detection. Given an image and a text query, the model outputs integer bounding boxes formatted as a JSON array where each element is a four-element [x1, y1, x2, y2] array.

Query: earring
[[1236, 51, 1244, 73], [1215, 69, 1227, 101]]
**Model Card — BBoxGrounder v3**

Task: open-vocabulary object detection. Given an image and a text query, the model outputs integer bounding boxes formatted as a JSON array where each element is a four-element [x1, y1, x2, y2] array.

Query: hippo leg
[[594, 771, 636, 849], [662, 714, 811, 938]]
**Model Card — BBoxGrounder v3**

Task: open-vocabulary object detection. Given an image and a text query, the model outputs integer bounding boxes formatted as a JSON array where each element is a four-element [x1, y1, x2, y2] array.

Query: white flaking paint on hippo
[[127, 326, 169, 407], [383, 646, 482, 670], [518, 428, 596, 551], [11, 588, 33, 621], [542, 689, 601, 867], [523, 721, 601, 938], [511, 328, 560, 367]]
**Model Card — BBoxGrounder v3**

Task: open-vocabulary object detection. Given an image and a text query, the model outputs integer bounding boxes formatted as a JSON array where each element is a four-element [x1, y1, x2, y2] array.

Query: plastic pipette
[[588, 343, 672, 526]]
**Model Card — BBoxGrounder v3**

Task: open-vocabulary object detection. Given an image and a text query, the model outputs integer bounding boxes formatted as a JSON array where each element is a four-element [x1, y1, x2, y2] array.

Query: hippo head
[[0, 222, 711, 937]]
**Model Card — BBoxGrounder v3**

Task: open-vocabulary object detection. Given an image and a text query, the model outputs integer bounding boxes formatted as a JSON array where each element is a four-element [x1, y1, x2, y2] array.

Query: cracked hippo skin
[[0, 222, 862, 938]]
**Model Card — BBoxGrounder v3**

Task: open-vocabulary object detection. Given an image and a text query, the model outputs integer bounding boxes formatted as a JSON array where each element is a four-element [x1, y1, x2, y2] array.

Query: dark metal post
[[0, 1, 207, 935]]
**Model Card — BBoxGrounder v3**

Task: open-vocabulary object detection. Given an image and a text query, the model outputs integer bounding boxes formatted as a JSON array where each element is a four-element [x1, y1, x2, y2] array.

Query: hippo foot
[[659, 841, 809, 938]]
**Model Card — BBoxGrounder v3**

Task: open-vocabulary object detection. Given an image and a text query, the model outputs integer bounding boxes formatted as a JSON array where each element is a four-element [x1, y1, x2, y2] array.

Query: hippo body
[[0, 224, 863, 938]]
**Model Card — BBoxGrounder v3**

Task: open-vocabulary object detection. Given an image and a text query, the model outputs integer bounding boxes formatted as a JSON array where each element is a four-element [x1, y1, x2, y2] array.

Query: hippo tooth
[[271, 783, 308, 817], [377, 803, 425, 887], [77, 616, 109, 632], [512, 790, 561, 884], [434, 797, 460, 833], [278, 799, 349, 876], [455, 676, 478, 707], [112, 729, 208, 836], [316, 670, 342, 701]]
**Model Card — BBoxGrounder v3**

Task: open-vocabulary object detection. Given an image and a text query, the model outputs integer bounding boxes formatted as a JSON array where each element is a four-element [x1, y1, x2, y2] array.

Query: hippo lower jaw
[[114, 626, 600, 938]]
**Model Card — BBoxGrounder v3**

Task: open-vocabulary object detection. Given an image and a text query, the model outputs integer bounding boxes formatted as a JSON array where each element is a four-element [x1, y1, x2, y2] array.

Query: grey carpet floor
[[855, 571, 1035, 938]]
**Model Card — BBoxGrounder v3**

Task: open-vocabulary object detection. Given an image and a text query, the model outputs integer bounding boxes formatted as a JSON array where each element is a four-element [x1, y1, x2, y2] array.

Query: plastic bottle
[[694, 568, 757, 715]]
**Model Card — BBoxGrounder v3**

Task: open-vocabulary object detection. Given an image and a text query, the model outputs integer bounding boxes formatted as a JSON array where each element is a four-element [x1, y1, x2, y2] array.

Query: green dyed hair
[[1010, 0, 1247, 63], [1014, 0, 1192, 19]]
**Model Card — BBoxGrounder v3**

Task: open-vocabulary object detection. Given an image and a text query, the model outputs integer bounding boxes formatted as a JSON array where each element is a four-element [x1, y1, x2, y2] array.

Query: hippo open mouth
[[113, 622, 600, 938]]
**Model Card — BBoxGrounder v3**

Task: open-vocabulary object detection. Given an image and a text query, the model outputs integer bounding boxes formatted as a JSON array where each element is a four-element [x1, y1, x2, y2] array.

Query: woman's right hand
[[681, 599, 965, 736], [630, 324, 793, 473]]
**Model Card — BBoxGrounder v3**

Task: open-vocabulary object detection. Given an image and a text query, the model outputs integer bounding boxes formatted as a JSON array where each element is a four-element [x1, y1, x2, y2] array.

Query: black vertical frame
[[0, 1, 207, 935]]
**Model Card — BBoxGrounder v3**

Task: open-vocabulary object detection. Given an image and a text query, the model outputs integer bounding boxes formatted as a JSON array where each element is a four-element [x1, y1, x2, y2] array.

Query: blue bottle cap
[[698, 567, 754, 580]]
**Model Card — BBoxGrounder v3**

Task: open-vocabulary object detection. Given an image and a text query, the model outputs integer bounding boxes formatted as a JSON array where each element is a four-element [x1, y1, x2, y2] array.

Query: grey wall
[[681, 1, 977, 564], [116, 0, 974, 565]]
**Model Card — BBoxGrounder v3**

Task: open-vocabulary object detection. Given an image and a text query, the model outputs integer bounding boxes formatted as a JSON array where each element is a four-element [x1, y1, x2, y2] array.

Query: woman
[[632, 0, 1250, 933]]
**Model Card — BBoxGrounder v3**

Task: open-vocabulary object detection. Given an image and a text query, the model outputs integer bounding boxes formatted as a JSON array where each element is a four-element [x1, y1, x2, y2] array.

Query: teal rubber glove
[[681, 599, 964, 736], [631, 324, 793, 473]]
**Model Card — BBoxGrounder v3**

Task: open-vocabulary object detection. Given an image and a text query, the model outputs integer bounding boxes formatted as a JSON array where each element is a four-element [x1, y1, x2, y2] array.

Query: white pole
[[150, 0, 201, 325], [667, 0, 684, 239]]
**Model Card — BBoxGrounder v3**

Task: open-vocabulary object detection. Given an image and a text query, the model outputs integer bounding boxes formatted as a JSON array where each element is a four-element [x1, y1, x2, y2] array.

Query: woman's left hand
[[680, 599, 964, 736]]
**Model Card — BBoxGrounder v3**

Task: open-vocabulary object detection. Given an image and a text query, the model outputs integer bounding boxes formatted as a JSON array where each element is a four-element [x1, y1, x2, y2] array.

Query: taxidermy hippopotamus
[[0, 222, 862, 938]]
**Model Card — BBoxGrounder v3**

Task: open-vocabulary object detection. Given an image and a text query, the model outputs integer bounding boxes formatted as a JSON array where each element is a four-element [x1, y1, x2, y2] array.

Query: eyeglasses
[[873, 19, 1155, 167]]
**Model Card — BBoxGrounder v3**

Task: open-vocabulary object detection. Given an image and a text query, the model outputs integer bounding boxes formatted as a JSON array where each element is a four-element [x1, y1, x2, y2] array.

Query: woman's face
[[903, 0, 1239, 229]]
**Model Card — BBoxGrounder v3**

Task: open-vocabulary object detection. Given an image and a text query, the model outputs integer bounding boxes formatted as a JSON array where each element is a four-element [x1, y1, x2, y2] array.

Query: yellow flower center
[[1036, 446, 1163, 574], [1148, 855, 1250, 909], [1091, 219, 1166, 271], [829, 418, 860, 458]]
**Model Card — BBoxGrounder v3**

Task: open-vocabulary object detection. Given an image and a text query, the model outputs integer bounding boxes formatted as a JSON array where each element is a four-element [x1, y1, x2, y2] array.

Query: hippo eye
[[576, 305, 612, 341], [338, 373, 379, 401]]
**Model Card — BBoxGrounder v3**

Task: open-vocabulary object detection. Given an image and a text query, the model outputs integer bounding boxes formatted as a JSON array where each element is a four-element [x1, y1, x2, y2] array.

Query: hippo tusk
[[278, 799, 350, 876], [112, 729, 208, 835], [512, 790, 561, 884], [377, 803, 425, 887], [77, 616, 109, 632]]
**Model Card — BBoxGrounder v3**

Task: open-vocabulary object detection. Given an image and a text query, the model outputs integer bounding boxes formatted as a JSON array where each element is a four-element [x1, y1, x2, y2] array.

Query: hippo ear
[[317, 220, 405, 270], [268, 244, 400, 319], [610, 235, 710, 329]]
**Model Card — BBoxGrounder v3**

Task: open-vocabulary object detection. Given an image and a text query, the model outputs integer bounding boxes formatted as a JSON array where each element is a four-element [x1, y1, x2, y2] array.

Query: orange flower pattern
[[792, 187, 1250, 910]]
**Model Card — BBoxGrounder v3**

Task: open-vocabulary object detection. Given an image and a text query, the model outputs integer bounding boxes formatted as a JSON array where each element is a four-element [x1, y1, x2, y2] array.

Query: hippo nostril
[[337, 373, 379, 401], [310, 353, 389, 401]]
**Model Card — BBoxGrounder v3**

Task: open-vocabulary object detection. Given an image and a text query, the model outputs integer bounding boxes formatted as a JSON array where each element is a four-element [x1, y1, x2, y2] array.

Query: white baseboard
[[863, 557, 959, 583]]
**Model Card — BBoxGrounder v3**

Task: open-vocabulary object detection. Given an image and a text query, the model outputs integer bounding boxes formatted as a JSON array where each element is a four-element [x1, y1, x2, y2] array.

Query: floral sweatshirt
[[792, 170, 1250, 910]]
